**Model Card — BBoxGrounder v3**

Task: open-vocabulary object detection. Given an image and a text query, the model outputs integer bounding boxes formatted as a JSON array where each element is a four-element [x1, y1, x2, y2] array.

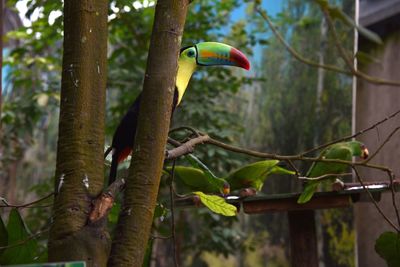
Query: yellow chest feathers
[[175, 59, 197, 105]]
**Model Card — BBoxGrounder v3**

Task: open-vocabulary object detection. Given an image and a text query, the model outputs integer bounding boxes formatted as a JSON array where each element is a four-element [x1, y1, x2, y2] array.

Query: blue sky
[[230, 1, 284, 66], [231, 1, 283, 20]]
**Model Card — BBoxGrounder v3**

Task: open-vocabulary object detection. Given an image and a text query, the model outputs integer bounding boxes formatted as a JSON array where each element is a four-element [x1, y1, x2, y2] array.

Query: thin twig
[[352, 167, 400, 232], [386, 170, 400, 230], [363, 127, 400, 164], [257, 6, 400, 87], [285, 159, 300, 177], [298, 172, 352, 181], [0, 193, 54, 208], [256, 8, 350, 75], [150, 234, 173, 240], [206, 136, 390, 172], [321, 7, 400, 87], [169, 126, 201, 137], [0, 228, 50, 249], [301, 109, 400, 156], [169, 160, 179, 267]]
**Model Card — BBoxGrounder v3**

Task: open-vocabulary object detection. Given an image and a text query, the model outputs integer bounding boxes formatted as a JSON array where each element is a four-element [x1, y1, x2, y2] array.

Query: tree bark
[[48, 1, 109, 266], [0, 0, 3, 124], [108, 1, 189, 266]]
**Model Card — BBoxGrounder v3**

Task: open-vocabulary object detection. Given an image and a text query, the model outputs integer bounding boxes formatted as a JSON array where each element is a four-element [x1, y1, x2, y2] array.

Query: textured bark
[[0, 0, 3, 200], [48, 1, 109, 265], [0, 0, 3, 123], [108, 1, 189, 266]]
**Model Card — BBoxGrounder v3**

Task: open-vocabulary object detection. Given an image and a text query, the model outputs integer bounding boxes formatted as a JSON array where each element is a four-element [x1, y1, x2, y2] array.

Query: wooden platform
[[174, 180, 399, 267]]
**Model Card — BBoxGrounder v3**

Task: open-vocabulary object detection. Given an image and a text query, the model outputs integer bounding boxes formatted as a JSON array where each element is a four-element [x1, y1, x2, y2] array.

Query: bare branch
[[0, 193, 54, 209], [363, 127, 400, 164], [321, 7, 400, 87], [386, 170, 400, 229], [301, 108, 400, 156], [166, 135, 210, 160], [169, 160, 179, 267], [298, 173, 352, 181], [256, 8, 350, 75], [352, 167, 400, 232], [0, 228, 50, 250], [89, 178, 126, 223], [257, 7, 400, 87]]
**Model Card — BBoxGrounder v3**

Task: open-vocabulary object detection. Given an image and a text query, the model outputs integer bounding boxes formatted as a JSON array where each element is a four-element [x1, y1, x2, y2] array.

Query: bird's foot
[[332, 179, 345, 191]]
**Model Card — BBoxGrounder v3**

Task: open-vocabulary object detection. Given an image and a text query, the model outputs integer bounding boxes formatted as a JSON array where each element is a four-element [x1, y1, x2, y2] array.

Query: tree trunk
[[0, 0, 3, 123], [314, 16, 327, 147], [48, 1, 109, 266], [108, 1, 189, 266], [0, 0, 4, 202]]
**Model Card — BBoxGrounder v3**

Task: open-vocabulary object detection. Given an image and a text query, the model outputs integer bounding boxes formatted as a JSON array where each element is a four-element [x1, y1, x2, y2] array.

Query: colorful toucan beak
[[195, 42, 250, 70]]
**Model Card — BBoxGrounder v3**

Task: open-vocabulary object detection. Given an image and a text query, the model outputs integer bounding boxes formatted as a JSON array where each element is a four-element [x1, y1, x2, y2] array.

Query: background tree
[[48, 0, 109, 264], [3, 1, 386, 267]]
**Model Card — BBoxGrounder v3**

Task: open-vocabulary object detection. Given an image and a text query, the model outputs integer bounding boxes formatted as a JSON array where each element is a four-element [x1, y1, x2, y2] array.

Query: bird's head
[[360, 143, 369, 160], [351, 141, 369, 160], [176, 42, 250, 104], [180, 42, 250, 70], [222, 180, 231, 196]]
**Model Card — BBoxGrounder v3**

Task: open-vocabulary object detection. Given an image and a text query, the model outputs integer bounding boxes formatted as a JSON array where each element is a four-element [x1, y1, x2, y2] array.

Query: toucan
[[105, 42, 250, 185]]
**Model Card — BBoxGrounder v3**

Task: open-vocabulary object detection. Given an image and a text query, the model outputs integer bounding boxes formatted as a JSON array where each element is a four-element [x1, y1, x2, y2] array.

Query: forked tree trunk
[[48, 1, 109, 265], [108, 1, 189, 266]]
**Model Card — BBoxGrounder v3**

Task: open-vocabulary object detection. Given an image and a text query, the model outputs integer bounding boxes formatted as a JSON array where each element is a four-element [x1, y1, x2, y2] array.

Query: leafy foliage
[[375, 231, 400, 267], [193, 192, 237, 217], [0, 209, 39, 264]]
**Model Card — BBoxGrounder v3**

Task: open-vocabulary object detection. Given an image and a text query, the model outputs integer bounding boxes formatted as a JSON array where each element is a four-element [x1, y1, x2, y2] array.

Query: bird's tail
[[104, 146, 113, 159], [108, 154, 118, 185]]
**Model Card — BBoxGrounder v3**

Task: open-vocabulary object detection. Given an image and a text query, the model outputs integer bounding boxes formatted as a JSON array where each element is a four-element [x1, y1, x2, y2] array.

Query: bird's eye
[[187, 50, 195, 57]]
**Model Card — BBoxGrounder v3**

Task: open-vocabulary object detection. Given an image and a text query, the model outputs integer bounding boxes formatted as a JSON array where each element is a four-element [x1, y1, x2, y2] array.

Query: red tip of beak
[[230, 47, 251, 70]]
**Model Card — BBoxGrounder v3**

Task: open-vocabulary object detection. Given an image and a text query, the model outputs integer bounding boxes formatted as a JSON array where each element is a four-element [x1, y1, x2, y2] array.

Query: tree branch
[[257, 7, 400, 87], [352, 167, 400, 232], [321, 6, 400, 87], [88, 178, 126, 223], [0, 193, 54, 208], [108, 1, 190, 266]]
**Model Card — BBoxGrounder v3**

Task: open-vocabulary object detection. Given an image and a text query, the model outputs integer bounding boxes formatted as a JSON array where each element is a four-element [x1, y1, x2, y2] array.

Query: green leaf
[[0, 209, 38, 264], [0, 214, 7, 256], [375, 231, 400, 267], [154, 203, 168, 220], [193, 192, 237, 217]]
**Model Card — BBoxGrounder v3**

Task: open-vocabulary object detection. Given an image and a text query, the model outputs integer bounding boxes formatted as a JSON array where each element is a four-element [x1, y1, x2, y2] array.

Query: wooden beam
[[288, 210, 319, 267]]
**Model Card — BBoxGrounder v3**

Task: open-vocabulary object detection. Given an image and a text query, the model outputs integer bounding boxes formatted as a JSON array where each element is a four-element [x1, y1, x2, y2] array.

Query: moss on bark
[[48, 1, 110, 265], [107, 1, 189, 266]]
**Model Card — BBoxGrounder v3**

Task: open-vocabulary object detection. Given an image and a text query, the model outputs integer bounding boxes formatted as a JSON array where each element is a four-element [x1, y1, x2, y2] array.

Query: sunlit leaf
[[193, 192, 236, 217]]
